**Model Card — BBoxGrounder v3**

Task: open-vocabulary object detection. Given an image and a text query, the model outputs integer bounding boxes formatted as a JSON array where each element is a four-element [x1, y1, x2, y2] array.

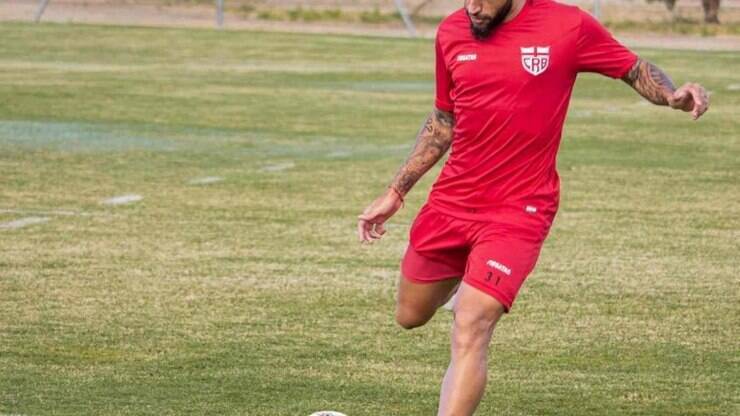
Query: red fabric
[[434, 35, 455, 112], [576, 11, 640, 77], [430, 0, 638, 221], [401, 204, 555, 312]]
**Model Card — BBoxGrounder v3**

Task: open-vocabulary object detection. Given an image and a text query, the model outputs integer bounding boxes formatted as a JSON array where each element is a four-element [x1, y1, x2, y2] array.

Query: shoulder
[[527, 0, 589, 36], [436, 8, 468, 44]]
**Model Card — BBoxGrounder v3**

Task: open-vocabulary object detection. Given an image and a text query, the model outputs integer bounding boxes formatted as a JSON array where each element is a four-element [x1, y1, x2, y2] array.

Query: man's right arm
[[357, 107, 455, 243], [390, 107, 455, 197]]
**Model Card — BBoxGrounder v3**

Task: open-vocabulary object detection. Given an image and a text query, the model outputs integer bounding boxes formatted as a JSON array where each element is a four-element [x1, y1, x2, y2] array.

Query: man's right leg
[[395, 275, 461, 329], [398, 204, 468, 330]]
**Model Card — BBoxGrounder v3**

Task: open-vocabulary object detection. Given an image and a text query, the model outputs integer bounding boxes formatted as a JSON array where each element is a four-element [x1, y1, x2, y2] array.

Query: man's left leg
[[436, 282, 506, 416], [435, 216, 551, 415]]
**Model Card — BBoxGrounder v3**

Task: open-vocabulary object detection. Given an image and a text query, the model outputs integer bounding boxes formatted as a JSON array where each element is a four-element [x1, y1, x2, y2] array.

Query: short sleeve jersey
[[429, 0, 637, 220]]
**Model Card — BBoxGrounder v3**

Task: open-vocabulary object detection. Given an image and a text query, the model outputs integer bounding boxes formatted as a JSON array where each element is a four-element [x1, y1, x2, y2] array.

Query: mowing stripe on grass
[[0, 208, 78, 216], [261, 162, 295, 172], [102, 194, 143, 205], [0, 216, 50, 229], [189, 176, 224, 185], [327, 150, 352, 158], [0, 208, 111, 217]]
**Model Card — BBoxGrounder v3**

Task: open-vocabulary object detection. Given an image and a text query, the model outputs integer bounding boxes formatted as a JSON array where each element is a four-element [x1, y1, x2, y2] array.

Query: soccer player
[[357, 0, 709, 414]]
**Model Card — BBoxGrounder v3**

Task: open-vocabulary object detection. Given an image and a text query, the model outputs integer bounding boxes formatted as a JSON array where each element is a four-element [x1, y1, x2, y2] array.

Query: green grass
[[0, 22, 739, 415], [603, 19, 740, 36]]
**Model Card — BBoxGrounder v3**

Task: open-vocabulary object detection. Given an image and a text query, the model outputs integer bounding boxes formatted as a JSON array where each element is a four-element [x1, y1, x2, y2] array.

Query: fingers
[[688, 84, 709, 120], [357, 217, 387, 244], [375, 223, 387, 236], [357, 216, 387, 243], [357, 192, 399, 244], [368, 223, 386, 240], [672, 88, 687, 102], [357, 210, 374, 243], [674, 83, 709, 120], [670, 85, 692, 110], [357, 218, 368, 242], [368, 227, 382, 240]]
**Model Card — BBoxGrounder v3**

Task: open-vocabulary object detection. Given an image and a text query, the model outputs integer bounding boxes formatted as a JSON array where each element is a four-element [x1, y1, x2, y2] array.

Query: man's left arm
[[621, 58, 710, 120]]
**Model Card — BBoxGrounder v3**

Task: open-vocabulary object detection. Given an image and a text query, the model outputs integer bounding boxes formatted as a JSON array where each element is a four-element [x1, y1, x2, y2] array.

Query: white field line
[[189, 176, 224, 185], [309, 412, 348, 416], [101, 194, 143, 205], [0, 216, 50, 230], [327, 150, 352, 158], [260, 162, 295, 172], [571, 110, 593, 117], [726, 84, 740, 91], [0, 208, 99, 217]]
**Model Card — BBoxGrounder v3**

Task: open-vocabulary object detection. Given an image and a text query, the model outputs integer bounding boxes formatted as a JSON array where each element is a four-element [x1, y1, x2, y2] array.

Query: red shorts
[[401, 203, 556, 312]]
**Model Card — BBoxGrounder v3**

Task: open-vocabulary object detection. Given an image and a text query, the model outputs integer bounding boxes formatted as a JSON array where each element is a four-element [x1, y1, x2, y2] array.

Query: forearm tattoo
[[390, 108, 455, 195], [622, 58, 676, 105]]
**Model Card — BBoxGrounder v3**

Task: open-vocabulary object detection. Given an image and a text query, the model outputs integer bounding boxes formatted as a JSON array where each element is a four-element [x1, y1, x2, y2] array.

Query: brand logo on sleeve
[[520, 46, 550, 76], [457, 53, 477, 62]]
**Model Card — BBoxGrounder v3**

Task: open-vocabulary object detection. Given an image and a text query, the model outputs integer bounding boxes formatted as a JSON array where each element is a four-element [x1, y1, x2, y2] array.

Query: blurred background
[[3, 0, 739, 37], [2, 1, 738, 415]]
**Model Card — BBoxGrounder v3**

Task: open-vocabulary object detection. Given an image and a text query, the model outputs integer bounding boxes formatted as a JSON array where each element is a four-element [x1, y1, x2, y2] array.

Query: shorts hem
[[462, 277, 514, 313], [402, 272, 461, 285]]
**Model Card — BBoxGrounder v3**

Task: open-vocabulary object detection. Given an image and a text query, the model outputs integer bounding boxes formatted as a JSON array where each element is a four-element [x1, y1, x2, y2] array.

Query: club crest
[[520, 46, 550, 76]]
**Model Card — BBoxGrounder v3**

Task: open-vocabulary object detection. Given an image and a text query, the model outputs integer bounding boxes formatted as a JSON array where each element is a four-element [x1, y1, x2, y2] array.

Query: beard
[[467, 0, 513, 40]]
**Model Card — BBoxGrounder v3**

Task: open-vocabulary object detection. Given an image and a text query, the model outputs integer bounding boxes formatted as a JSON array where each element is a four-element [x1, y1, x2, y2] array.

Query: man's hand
[[622, 58, 710, 120], [357, 188, 403, 243], [667, 82, 709, 120]]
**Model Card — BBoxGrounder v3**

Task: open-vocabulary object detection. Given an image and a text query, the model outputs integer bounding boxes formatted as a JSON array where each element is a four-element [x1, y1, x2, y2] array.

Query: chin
[[470, 24, 493, 40]]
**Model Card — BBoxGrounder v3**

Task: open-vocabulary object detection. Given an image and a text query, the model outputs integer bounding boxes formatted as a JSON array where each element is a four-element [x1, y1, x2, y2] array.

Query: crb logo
[[520, 46, 550, 76]]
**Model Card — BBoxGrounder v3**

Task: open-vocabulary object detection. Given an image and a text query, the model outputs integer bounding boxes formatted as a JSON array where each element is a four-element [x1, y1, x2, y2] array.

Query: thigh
[[399, 242, 467, 313], [397, 273, 461, 317], [462, 233, 547, 313], [398, 204, 470, 318], [402, 204, 469, 282], [452, 281, 507, 334]]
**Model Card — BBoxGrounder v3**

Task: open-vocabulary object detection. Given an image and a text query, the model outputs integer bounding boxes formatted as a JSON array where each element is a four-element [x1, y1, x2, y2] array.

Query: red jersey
[[429, 0, 637, 221]]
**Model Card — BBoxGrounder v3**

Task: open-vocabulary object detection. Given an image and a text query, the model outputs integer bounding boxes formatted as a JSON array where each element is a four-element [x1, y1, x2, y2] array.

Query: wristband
[[388, 185, 405, 207]]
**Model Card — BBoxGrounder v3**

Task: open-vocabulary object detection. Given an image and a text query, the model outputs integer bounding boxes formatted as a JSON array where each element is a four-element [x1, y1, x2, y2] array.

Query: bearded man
[[357, 0, 709, 414]]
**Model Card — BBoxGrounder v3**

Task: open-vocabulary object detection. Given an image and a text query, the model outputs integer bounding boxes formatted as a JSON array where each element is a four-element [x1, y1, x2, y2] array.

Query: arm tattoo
[[622, 58, 676, 105], [390, 108, 455, 195]]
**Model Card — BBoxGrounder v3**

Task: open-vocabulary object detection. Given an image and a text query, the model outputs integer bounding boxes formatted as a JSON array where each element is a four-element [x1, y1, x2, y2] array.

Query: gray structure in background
[[34, 0, 420, 34], [217, 0, 224, 28], [394, 0, 418, 37], [211, 0, 418, 34], [34, 0, 50, 22]]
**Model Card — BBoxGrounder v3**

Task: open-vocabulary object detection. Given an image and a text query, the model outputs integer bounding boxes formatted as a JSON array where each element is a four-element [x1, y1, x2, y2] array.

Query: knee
[[395, 304, 432, 330], [451, 313, 497, 353]]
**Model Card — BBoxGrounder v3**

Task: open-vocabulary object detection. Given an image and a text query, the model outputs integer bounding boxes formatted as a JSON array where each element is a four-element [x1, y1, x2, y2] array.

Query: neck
[[504, 0, 527, 23]]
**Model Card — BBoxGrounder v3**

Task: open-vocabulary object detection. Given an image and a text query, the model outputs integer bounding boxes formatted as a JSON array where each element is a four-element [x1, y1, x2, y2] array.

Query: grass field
[[0, 22, 738, 415]]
